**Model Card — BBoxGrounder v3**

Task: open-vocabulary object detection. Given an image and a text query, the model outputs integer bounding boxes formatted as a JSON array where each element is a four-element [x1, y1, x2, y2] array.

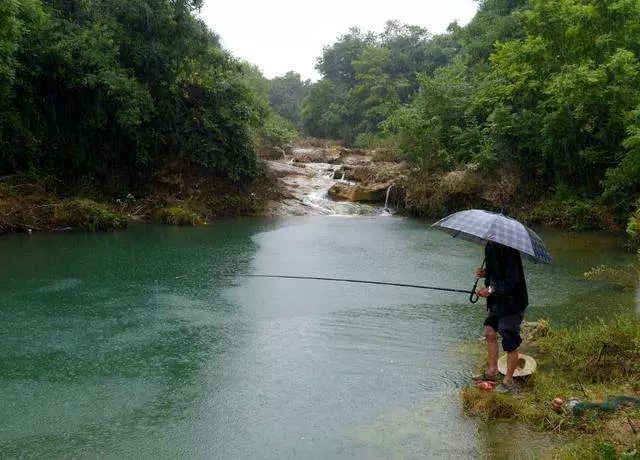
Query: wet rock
[[335, 155, 373, 166], [259, 147, 286, 160], [266, 161, 312, 178], [290, 147, 340, 164], [338, 147, 367, 156], [266, 142, 409, 216], [328, 182, 390, 203]]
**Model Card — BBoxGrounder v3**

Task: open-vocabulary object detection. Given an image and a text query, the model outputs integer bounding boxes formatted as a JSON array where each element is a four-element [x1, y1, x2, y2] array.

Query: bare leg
[[484, 325, 499, 376], [503, 348, 519, 385]]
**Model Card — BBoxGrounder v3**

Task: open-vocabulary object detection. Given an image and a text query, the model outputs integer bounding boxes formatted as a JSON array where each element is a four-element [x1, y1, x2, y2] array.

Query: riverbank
[[0, 167, 282, 233], [2, 139, 639, 244], [462, 316, 640, 458]]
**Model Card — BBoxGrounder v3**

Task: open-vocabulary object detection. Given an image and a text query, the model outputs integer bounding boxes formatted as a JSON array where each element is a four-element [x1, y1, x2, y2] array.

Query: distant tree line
[[290, 0, 640, 224]]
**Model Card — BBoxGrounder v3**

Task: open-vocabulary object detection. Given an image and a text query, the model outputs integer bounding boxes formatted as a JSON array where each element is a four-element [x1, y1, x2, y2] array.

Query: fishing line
[[223, 274, 474, 295]]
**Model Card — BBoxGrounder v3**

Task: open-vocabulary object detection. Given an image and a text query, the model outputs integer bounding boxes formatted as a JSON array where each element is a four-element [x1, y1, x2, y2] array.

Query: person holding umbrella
[[474, 241, 528, 393], [431, 209, 552, 393]]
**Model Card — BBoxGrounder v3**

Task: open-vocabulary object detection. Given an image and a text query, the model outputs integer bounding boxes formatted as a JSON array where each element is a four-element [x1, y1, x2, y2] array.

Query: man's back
[[485, 242, 528, 315]]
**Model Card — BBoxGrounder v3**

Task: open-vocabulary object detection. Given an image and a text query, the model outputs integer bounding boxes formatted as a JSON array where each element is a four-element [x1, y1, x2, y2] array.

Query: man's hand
[[474, 267, 486, 278], [477, 287, 490, 298]]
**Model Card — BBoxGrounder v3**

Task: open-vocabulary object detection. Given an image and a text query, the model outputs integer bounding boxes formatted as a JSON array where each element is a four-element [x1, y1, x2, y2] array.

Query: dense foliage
[[0, 0, 280, 194], [268, 71, 309, 128], [301, 0, 640, 224]]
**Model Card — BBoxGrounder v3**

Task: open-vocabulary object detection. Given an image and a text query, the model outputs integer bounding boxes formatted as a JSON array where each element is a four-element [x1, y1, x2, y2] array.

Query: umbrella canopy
[[432, 209, 552, 263]]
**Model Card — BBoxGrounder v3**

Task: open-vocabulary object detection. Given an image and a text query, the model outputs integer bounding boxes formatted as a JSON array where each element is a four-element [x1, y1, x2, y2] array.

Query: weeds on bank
[[584, 265, 638, 292], [156, 205, 205, 226], [462, 315, 640, 458], [59, 199, 126, 231]]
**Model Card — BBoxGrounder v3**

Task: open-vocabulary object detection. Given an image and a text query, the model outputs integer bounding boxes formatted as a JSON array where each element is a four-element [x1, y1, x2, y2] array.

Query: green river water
[[1, 217, 637, 459]]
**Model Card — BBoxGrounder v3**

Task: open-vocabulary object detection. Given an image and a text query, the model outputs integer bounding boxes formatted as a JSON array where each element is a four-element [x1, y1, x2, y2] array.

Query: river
[[0, 218, 637, 458]]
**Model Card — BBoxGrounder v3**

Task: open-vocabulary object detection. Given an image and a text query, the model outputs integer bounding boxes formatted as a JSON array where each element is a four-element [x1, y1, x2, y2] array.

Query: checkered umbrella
[[431, 209, 552, 263]]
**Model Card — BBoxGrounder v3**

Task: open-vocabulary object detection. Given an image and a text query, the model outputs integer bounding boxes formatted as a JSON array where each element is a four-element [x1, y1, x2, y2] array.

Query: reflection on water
[[0, 218, 636, 458], [478, 422, 566, 460]]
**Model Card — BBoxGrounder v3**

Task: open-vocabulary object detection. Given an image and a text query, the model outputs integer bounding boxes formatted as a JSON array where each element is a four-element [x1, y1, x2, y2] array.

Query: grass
[[156, 204, 205, 226], [462, 316, 640, 458], [58, 199, 126, 231], [0, 178, 128, 232]]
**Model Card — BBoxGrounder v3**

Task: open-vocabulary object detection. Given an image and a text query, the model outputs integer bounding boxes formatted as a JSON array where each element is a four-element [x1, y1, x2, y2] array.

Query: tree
[[268, 71, 308, 127], [0, 0, 270, 191]]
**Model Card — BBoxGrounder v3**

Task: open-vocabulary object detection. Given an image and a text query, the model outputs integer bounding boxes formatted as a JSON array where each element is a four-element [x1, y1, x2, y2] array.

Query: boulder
[[291, 147, 340, 164], [338, 147, 367, 157], [266, 161, 311, 178], [328, 183, 390, 203], [259, 147, 285, 160], [335, 155, 372, 166]]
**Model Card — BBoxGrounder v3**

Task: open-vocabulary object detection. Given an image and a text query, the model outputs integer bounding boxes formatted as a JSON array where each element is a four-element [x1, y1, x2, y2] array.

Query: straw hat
[[497, 353, 537, 377]]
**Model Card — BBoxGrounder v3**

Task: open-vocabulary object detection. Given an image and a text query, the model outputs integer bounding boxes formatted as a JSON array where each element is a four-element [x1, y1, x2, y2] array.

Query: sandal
[[472, 372, 505, 382], [494, 382, 521, 394]]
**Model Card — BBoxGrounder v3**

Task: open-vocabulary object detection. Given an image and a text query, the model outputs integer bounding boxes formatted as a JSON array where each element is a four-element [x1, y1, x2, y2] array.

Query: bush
[[400, 164, 488, 217], [584, 265, 637, 291], [530, 197, 618, 231], [59, 199, 126, 231], [257, 113, 298, 152], [156, 205, 204, 226], [628, 200, 640, 248], [536, 315, 640, 383]]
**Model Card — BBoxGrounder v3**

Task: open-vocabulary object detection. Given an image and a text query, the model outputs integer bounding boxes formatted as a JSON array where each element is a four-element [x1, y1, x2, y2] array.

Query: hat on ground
[[497, 353, 537, 377]]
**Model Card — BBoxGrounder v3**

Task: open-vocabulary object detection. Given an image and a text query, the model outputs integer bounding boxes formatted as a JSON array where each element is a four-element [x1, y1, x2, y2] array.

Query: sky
[[199, 0, 479, 81]]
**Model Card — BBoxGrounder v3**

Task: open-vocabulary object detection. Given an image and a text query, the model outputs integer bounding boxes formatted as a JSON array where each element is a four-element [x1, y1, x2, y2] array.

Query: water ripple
[[35, 278, 82, 293]]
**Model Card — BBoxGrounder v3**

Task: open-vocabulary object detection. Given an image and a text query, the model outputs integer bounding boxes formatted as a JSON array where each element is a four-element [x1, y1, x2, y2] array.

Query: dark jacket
[[484, 242, 528, 316]]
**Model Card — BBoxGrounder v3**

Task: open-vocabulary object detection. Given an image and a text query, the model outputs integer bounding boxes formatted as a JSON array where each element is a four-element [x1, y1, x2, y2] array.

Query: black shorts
[[484, 310, 525, 352]]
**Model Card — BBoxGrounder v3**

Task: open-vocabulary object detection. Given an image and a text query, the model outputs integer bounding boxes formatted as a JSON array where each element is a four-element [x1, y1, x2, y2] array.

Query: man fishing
[[474, 241, 529, 393]]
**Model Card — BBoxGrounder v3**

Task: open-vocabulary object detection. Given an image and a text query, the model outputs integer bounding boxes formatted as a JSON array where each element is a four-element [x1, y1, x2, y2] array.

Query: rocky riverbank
[[263, 142, 407, 217]]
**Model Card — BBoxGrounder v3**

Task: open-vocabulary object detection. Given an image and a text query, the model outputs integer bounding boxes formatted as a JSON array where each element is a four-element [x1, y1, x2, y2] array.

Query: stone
[[259, 147, 285, 160], [328, 183, 390, 203]]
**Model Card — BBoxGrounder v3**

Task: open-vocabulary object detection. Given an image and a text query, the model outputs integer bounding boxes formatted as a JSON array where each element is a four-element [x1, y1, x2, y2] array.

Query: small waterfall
[[384, 183, 395, 213], [268, 151, 391, 216]]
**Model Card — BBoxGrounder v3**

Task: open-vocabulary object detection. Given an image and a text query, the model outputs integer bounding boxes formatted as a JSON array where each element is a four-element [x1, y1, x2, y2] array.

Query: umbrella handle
[[469, 278, 480, 304], [469, 257, 486, 304]]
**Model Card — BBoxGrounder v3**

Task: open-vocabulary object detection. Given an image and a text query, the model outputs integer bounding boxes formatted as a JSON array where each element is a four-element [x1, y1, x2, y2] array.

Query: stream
[[0, 156, 637, 458]]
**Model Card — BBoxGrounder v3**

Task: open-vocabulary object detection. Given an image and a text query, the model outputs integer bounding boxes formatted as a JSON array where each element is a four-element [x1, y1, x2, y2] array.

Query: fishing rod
[[223, 274, 484, 303]]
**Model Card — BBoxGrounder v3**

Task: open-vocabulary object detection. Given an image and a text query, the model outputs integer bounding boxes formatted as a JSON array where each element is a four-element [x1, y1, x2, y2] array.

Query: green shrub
[[156, 205, 204, 226], [59, 199, 126, 231], [400, 165, 488, 217], [354, 133, 404, 162], [628, 200, 640, 248], [530, 197, 617, 231], [584, 265, 637, 291], [257, 113, 298, 151], [536, 316, 640, 383]]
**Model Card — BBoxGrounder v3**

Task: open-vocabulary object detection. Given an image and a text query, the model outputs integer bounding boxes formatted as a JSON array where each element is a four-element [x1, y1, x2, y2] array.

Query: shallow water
[[0, 218, 636, 458]]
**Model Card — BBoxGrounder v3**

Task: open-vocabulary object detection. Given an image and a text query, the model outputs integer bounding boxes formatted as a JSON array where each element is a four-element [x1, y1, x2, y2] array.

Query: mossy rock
[[59, 199, 126, 231]]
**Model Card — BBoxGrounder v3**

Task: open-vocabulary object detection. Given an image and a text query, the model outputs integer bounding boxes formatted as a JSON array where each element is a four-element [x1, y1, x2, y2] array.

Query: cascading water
[[384, 183, 396, 214], [268, 150, 391, 217]]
